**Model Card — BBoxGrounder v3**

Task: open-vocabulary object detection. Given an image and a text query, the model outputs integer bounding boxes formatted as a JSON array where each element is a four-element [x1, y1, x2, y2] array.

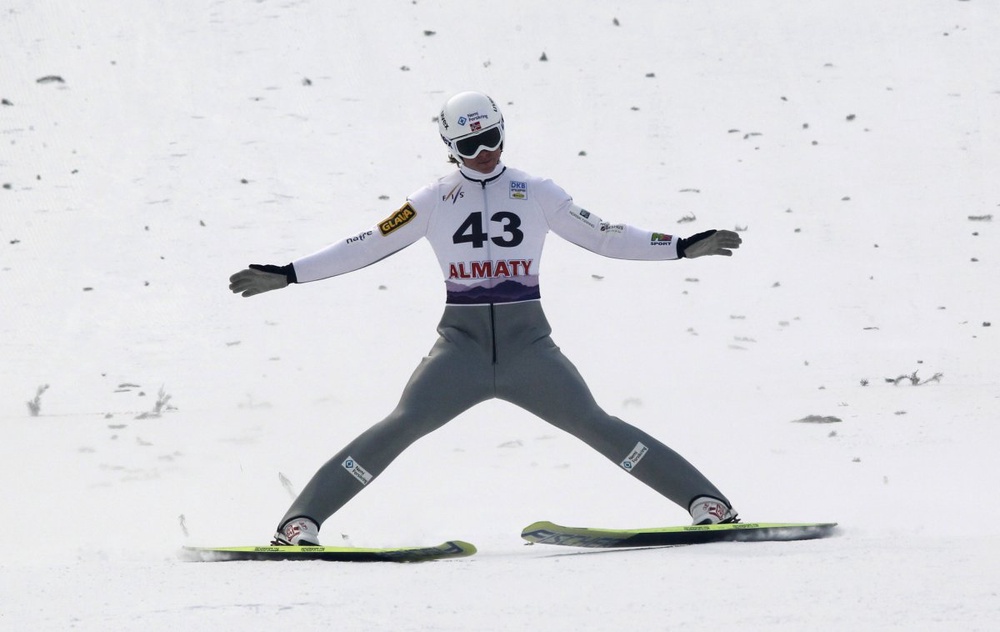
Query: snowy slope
[[2, 0, 998, 630]]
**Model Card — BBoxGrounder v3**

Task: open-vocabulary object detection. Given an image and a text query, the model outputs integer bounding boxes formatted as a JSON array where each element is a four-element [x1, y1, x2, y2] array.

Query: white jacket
[[292, 162, 681, 305]]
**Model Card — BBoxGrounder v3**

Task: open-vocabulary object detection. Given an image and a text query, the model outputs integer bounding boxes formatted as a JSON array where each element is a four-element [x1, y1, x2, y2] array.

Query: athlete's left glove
[[229, 263, 297, 297], [678, 230, 742, 258]]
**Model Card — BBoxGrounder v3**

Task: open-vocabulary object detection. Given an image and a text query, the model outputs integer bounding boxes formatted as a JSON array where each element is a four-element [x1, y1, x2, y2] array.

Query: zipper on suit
[[480, 178, 498, 365], [488, 303, 497, 364]]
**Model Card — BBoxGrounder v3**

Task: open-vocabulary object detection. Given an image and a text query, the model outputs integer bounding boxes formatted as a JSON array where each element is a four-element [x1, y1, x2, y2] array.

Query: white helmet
[[438, 91, 504, 160]]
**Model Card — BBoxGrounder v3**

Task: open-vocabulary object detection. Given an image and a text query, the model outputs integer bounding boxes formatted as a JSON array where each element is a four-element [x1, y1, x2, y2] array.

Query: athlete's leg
[[280, 323, 493, 528], [497, 333, 730, 511]]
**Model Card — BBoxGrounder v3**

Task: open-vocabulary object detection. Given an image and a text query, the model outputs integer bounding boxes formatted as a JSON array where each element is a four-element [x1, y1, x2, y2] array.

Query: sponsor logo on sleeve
[[378, 202, 417, 236], [600, 222, 625, 235], [650, 232, 674, 245], [570, 207, 598, 228], [346, 230, 374, 245], [510, 181, 527, 200]]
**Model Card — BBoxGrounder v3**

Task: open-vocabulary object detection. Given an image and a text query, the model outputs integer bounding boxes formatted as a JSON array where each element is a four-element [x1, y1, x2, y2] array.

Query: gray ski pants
[[280, 301, 728, 528]]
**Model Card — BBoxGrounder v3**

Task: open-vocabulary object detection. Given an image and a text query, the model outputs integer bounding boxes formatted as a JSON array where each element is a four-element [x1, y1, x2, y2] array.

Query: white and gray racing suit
[[279, 162, 731, 529]]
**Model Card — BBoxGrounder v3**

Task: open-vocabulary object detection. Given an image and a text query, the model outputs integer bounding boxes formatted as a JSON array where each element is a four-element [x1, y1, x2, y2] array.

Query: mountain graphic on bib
[[444, 278, 541, 304]]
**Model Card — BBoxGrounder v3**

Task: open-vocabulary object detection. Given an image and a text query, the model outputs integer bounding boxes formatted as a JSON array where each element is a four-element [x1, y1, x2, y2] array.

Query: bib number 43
[[453, 212, 523, 248]]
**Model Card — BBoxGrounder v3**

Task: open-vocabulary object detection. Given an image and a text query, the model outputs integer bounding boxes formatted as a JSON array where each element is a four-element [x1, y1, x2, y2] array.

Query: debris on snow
[[792, 415, 843, 424]]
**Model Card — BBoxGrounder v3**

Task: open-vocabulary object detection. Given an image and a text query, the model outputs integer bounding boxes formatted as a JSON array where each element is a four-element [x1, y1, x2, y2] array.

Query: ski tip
[[445, 540, 478, 555], [521, 520, 557, 534]]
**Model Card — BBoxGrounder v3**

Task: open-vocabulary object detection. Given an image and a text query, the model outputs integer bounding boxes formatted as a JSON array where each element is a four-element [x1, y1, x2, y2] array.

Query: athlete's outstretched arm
[[229, 201, 429, 298], [547, 200, 741, 261], [536, 178, 740, 261]]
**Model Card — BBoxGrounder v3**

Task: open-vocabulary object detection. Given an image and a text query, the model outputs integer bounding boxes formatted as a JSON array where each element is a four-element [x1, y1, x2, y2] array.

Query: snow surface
[[2, 0, 999, 630]]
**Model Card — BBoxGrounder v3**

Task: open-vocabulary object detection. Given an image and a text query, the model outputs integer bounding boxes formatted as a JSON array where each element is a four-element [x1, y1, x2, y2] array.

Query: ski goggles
[[453, 125, 503, 158]]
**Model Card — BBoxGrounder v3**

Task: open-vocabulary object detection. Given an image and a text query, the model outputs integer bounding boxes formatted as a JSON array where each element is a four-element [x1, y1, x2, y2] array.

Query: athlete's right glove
[[677, 230, 742, 258], [229, 263, 297, 297]]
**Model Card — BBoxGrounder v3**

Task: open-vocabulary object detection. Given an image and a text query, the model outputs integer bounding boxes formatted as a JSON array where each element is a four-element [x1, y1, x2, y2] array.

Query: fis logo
[[510, 181, 527, 200], [443, 184, 465, 204]]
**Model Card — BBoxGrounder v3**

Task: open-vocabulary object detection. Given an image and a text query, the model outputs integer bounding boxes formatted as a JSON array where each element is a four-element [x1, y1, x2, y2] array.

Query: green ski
[[521, 521, 838, 549], [182, 539, 476, 562]]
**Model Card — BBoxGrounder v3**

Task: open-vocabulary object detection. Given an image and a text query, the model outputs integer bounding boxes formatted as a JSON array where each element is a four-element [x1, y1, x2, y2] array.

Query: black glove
[[229, 264, 297, 297], [677, 230, 742, 258]]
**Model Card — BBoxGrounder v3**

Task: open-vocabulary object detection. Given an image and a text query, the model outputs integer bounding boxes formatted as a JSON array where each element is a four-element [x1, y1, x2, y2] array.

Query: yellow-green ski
[[521, 521, 838, 548], [182, 540, 476, 562]]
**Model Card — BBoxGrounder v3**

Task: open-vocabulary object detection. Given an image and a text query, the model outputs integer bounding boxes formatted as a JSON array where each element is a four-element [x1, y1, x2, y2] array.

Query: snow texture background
[[2, 1, 998, 629]]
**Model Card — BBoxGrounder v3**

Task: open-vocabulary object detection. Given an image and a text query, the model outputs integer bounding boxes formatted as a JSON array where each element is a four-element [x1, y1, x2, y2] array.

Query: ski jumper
[[280, 162, 729, 528]]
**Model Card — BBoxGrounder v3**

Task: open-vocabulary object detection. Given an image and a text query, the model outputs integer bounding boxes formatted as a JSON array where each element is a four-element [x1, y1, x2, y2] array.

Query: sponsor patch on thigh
[[342, 456, 373, 485], [619, 442, 648, 471]]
